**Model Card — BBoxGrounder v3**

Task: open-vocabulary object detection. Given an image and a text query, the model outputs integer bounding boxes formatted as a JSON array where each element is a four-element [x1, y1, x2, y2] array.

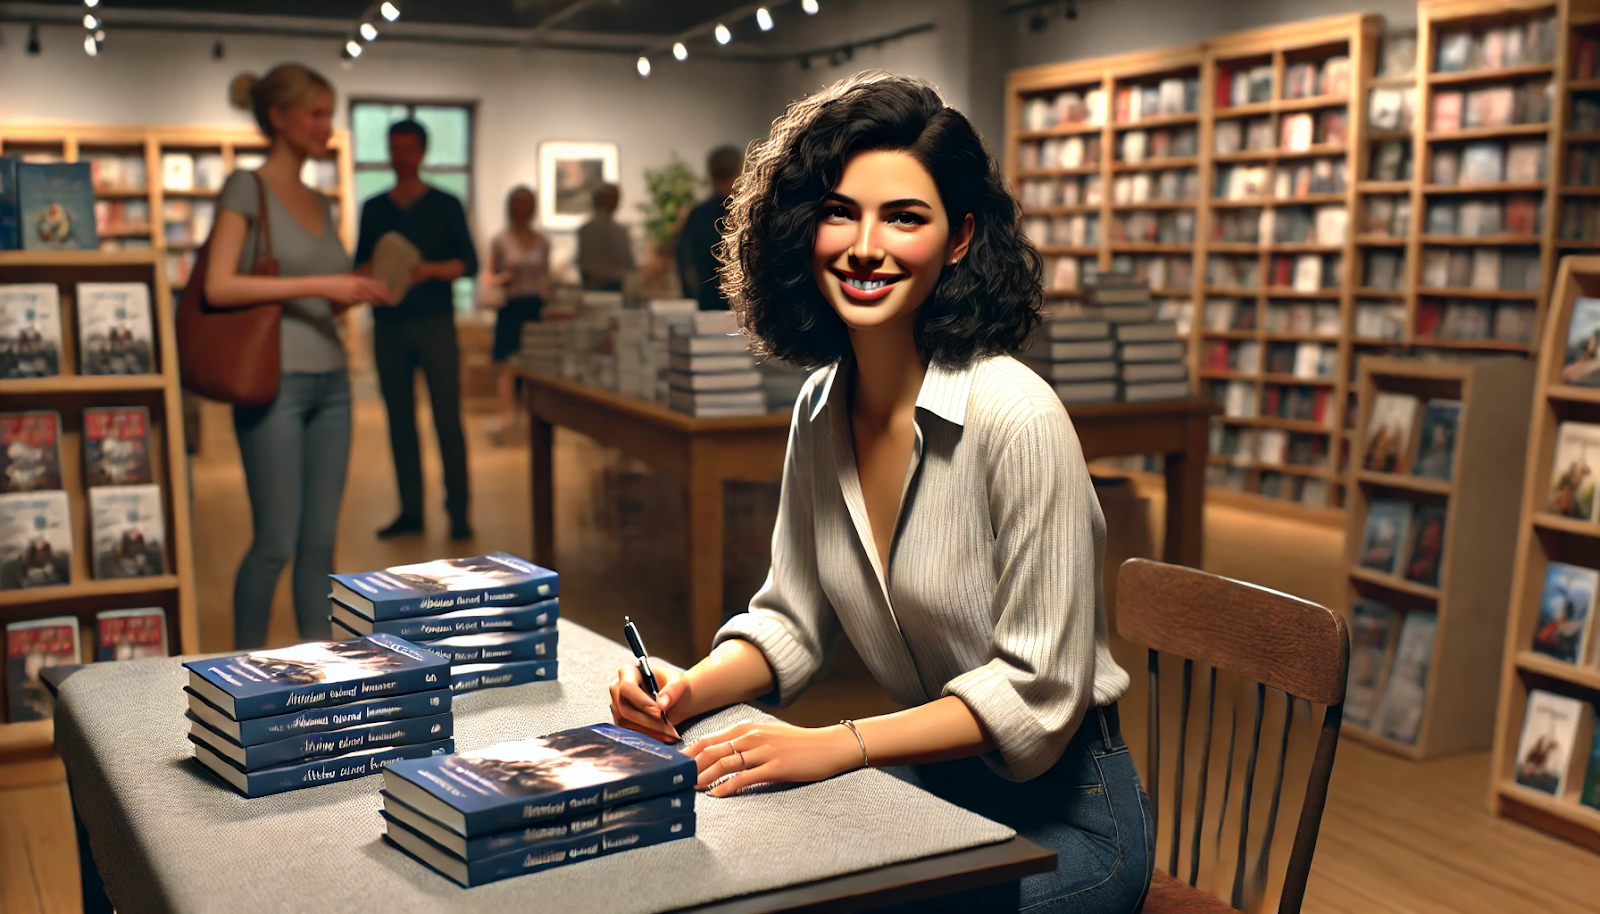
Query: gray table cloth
[[54, 620, 1016, 913]]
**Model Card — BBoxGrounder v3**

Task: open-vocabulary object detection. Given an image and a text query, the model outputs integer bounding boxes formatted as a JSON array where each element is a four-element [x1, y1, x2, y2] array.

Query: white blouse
[[714, 354, 1130, 782]]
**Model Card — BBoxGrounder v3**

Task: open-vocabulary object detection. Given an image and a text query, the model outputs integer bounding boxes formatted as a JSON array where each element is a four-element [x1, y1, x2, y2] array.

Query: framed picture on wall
[[537, 141, 619, 230]]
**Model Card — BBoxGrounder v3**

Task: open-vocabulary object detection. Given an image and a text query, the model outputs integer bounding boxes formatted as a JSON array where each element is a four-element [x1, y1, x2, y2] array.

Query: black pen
[[623, 616, 673, 733]]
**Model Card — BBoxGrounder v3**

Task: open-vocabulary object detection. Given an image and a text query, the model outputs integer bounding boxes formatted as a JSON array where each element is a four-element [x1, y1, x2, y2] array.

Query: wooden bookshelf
[[0, 250, 196, 746], [1344, 356, 1534, 759], [1489, 255, 1600, 851]]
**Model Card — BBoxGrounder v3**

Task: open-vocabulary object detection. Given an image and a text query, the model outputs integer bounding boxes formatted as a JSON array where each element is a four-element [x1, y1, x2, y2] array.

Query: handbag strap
[[251, 170, 275, 268]]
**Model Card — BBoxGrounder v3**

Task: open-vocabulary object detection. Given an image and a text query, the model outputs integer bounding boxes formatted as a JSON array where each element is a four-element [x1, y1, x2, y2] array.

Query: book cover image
[[1548, 422, 1600, 520], [88, 484, 166, 580], [0, 410, 62, 493], [332, 552, 558, 621], [1514, 689, 1590, 796], [0, 156, 18, 250], [185, 633, 448, 719], [1378, 609, 1438, 745], [1359, 498, 1414, 576], [1533, 562, 1598, 664], [83, 406, 153, 487], [17, 162, 98, 251], [95, 607, 168, 662], [1562, 297, 1600, 387], [5, 616, 80, 722], [76, 283, 154, 375], [1346, 600, 1399, 728], [1412, 400, 1462, 482], [0, 490, 71, 590], [0, 283, 63, 379], [1403, 505, 1447, 588], [1363, 392, 1421, 474]]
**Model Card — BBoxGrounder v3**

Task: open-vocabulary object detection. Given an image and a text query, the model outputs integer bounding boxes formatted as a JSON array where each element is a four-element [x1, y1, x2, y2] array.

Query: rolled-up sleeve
[[942, 407, 1104, 781], [712, 381, 839, 705]]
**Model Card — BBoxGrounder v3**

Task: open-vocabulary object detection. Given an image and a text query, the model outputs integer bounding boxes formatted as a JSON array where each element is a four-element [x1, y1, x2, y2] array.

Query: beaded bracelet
[[839, 719, 869, 769]]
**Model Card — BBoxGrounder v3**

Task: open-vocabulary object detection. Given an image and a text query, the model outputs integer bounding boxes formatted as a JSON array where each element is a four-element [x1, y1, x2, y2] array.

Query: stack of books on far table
[[1024, 275, 1190, 404], [381, 724, 696, 886], [329, 552, 561, 696], [184, 635, 455, 797], [667, 311, 764, 417]]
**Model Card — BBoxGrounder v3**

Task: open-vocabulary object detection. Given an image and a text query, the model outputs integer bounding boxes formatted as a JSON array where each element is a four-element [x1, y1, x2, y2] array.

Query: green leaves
[[638, 156, 703, 253]]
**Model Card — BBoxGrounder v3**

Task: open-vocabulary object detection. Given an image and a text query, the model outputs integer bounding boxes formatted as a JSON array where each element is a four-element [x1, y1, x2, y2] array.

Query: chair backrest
[[1115, 558, 1349, 914]]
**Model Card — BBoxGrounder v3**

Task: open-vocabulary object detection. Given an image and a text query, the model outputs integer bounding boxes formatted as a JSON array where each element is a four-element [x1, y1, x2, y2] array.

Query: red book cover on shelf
[[1417, 301, 1444, 337], [1205, 342, 1230, 370], [1314, 389, 1330, 423], [1265, 387, 1282, 416], [82, 406, 152, 487], [0, 410, 61, 493], [1216, 67, 1234, 107], [95, 608, 168, 662], [1578, 39, 1600, 81]]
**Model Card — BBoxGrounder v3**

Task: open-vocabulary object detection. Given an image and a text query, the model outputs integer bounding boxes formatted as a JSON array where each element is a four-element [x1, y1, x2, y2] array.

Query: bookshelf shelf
[[1214, 100, 1277, 118], [1352, 335, 1405, 346], [0, 374, 168, 395], [1415, 286, 1540, 299], [1369, 75, 1415, 89], [1427, 62, 1557, 85], [1111, 156, 1201, 172], [1109, 242, 1193, 253], [1561, 185, 1600, 195], [0, 575, 180, 609], [1231, 415, 1339, 434], [1111, 113, 1200, 130], [1355, 235, 1408, 246], [1420, 233, 1544, 245], [1037, 244, 1102, 256], [1424, 123, 1553, 141], [1014, 165, 1104, 179], [1260, 331, 1342, 342], [1558, 239, 1600, 248], [1261, 372, 1338, 385], [1569, 78, 1600, 90], [1275, 94, 1352, 113], [1356, 180, 1413, 192], [1491, 253, 1600, 844], [1421, 182, 1549, 194], [1355, 287, 1407, 298], [1346, 355, 1534, 759], [1202, 328, 1260, 340], [1412, 337, 1536, 351], [1017, 123, 1106, 140], [1564, 131, 1600, 142], [1108, 200, 1197, 211], [1024, 204, 1103, 216], [1268, 243, 1346, 253], [1262, 288, 1343, 299], [1200, 369, 1259, 381]]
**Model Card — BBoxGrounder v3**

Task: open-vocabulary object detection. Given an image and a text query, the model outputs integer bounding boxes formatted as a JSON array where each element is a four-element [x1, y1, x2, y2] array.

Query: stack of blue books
[[380, 724, 696, 886], [184, 634, 455, 798], [329, 553, 561, 695]]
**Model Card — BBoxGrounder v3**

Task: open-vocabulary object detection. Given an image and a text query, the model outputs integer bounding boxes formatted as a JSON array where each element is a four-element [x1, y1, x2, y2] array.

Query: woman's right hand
[[609, 663, 690, 743], [322, 275, 396, 306]]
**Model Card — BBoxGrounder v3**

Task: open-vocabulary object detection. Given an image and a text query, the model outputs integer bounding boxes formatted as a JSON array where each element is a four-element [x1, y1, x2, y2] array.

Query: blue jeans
[[231, 370, 351, 649], [888, 705, 1153, 913]]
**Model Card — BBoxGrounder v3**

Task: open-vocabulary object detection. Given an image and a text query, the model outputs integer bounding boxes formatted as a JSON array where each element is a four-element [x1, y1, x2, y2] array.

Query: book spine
[[371, 600, 560, 641], [371, 579, 562, 621], [238, 739, 454, 798], [465, 753, 695, 834], [465, 791, 693, 858], [236, 688, 453, 745], [241, 713, 454, 770], [462, 815, 696, 887], [448, 660, 558, 695], [235, 664, 451, 718], [424, 628, 558, 665]]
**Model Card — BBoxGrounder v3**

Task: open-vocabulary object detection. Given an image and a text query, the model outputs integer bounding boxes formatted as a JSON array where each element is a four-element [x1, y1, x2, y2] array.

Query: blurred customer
[[204, 64, 393, 648], [576, 182, 634, 291], [354, 119, 479, 541], [676, 145, 745, 310], [485, 185, 549, 442]]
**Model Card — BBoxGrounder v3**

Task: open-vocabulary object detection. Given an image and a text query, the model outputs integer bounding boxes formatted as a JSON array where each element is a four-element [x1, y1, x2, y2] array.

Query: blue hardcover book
[[17, 162, 97, 251], [385, 811, 695, 887], [450, 660, 559, 694], [186, 686, 452, 746], [331, 598, 560, 641], [331, 553, 558, 622], [424, 629, 558, 665], [188, 711, 454, 771], [382, 723, 695, 837], [383, 789, 692, 860], [183, 634, 449, 720], [194, 738, 454, 798], [0, 157, 18, 250]]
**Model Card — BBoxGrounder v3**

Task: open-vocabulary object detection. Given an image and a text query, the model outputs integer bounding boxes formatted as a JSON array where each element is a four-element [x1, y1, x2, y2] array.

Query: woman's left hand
[[688, 721, 864, 798]]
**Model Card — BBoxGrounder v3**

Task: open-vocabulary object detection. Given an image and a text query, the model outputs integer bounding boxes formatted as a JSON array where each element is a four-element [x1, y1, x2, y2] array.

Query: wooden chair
[[1116, 559, 1349, 914]]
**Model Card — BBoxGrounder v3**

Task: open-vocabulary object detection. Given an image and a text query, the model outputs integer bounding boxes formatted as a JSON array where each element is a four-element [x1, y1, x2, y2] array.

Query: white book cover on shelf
[[1548, 422, 1600, 521], [0, 283, 63, 380], [161, 153, 195, 192], [1377, 609, 1438, 745], [1345, 600, 1400, 728], [88, 483, 167, 580], [1363, 392, 1422, 474], [1514, 690, 1592, 796], [0, 489, 71, 590], [75, 282, 154, 375]]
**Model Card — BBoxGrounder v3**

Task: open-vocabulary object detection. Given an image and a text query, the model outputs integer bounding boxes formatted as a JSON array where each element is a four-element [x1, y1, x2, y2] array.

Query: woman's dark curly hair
[[718, 71, 1044, 370]]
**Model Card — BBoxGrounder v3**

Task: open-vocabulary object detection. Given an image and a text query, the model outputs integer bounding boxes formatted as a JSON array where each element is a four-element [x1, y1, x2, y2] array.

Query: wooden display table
[[520, 370, 1217, 651]]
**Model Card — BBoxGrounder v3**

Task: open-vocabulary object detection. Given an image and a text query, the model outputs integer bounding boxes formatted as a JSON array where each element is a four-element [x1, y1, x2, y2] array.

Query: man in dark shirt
[[355, 119, 479, 541], [675, 145, 744, 311]]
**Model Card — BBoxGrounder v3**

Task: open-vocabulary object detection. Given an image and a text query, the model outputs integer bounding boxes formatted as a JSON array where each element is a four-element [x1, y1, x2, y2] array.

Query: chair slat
[[1250, 695, 1296, 909], [1147, 648, 1160, 841], [1214, 689, 1239, 852], [1169, 657, 1193, 877], [1280, 703, 1346, 914], [1232, 682, 1267, 910], [1188, 666, 1217, 888]]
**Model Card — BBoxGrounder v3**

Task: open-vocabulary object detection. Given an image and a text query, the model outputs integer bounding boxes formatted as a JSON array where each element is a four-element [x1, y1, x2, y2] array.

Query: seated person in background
[[576, 183, 634, 292], [608, 71, 1153, 914]]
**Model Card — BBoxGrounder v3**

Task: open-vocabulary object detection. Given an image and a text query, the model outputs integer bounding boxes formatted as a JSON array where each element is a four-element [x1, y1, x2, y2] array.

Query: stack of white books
[[666, 311, 763, 417], [646, 300, 699, 403]]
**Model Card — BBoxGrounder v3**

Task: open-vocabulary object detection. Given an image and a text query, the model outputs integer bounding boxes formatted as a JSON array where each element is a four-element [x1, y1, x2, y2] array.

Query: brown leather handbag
[[176, 172, 282, 407]]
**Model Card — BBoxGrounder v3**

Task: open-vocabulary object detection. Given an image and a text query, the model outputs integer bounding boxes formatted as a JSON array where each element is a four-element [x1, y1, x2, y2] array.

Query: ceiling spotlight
[[84, 35, 98, 56], [84, 14, 99, 28], [360, 22, 379, 41], [346, 39, 363, 57], [95, 29, 105, 42], [636, 56, 651, 77], [828, 50, 842, 66], [715, 23, 731, 44], [842, 45, 853, 61], [26, 24, 40, 54], [85, 0, 99, 6], [212, 40, 224, 60], [380, 2, 401, 21], [802, 0, 819, 13], [1027, 12, 1048, 31], [756, 7, 773, 31], [1065, 1, 1078, 19], [672, 42, 688, 61], [799, 56, 811, 69]]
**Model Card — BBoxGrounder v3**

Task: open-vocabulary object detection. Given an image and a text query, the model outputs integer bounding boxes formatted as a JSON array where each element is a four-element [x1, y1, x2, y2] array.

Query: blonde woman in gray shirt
[[609, 72, 1152, 913]]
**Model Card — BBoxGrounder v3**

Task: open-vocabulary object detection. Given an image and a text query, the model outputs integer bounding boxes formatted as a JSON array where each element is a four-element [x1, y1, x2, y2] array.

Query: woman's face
[[812, 149, 972, 333], [273, 88, 334, 159], [510, 190, 537, 226]]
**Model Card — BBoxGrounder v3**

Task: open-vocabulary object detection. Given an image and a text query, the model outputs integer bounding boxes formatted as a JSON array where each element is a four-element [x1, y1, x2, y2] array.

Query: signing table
[[53, 621, 1050, 914], [521, 370, 1218, 650]]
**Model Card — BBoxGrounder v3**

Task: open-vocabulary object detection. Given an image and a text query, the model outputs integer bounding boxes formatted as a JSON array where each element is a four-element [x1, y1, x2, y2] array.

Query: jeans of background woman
[[231, 369, 352, 649], [886, 705, 1153, 914]]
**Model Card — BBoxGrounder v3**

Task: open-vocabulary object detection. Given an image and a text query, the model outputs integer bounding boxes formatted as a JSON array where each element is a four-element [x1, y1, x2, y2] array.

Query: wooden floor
[[1, 378, 1596, 913]]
